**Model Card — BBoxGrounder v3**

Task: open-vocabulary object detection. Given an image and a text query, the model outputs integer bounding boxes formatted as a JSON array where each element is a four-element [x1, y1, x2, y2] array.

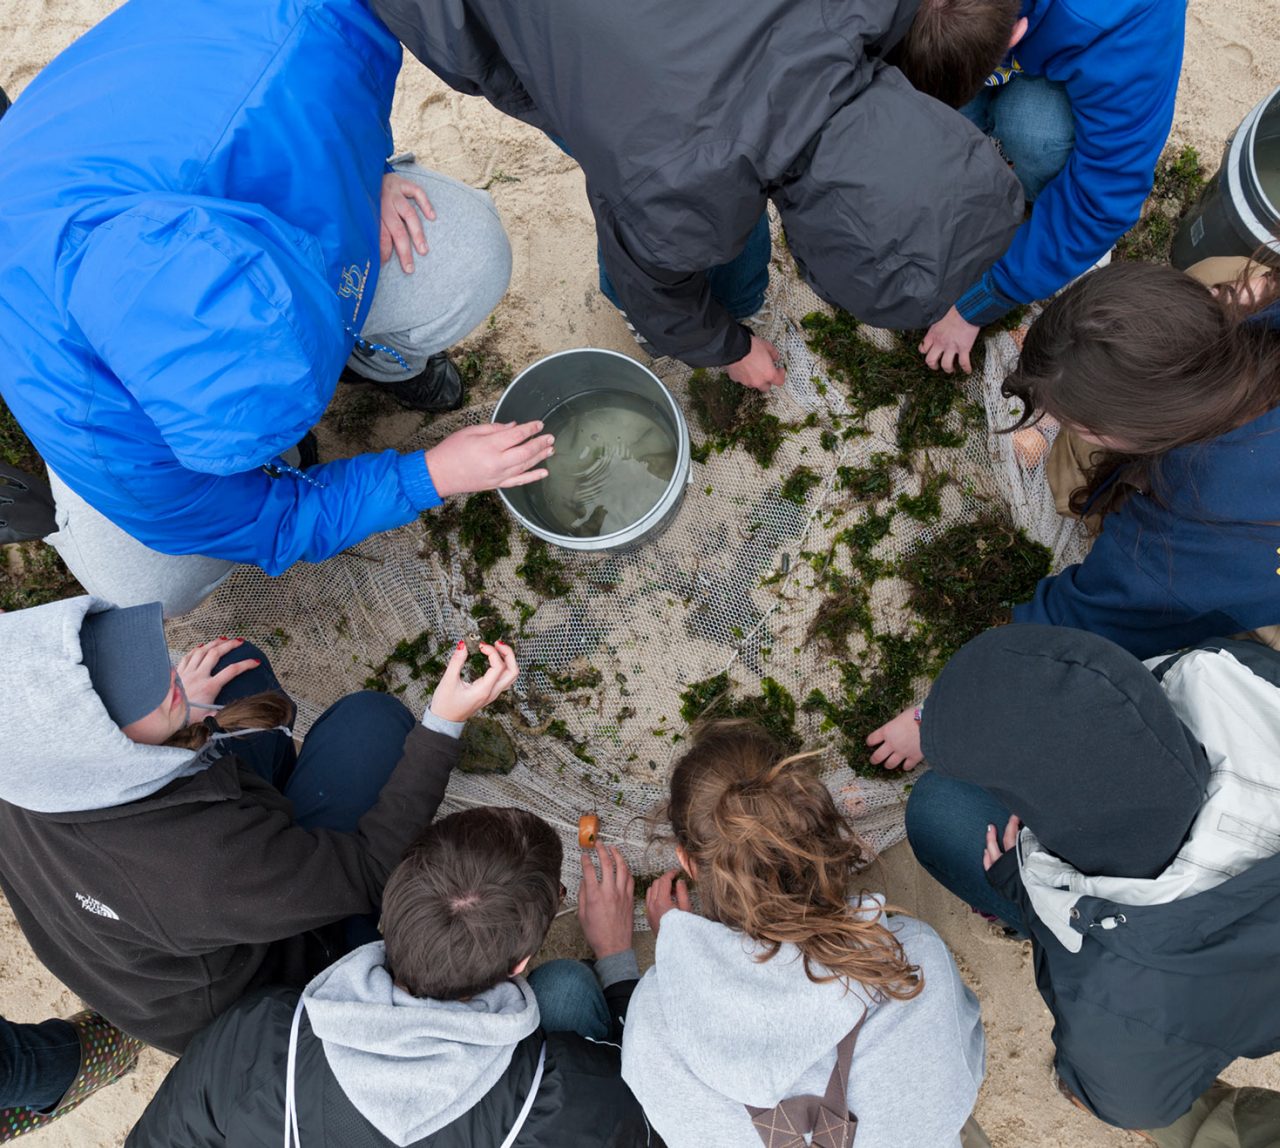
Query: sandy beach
[[2, 1, 1280, 1143]]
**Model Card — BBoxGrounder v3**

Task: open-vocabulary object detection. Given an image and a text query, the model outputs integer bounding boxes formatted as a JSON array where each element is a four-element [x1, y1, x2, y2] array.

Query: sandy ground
[[3, 1, 1280, 1144]]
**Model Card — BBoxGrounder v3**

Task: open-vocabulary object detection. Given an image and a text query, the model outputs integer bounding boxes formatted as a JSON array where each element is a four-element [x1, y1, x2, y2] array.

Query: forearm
[[594, 948, 640, 1041]]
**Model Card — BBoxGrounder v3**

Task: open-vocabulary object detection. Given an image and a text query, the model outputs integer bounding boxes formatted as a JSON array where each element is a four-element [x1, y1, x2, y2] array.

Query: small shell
[[464, 631, 483, 656]]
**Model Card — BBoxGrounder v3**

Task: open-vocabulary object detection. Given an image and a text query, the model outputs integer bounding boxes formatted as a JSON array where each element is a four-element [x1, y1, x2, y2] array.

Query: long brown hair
[[659, 720, 920, 1000], [164, 691, 293, 750], [1002, 261, 1280, 517]]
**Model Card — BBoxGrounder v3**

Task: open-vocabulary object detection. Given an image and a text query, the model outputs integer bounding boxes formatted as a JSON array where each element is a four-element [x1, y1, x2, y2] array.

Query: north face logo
[[74, 892, 119, 921]]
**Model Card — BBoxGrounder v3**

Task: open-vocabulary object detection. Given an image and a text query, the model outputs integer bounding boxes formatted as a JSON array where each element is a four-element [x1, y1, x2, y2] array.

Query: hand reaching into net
[[866, 704, 924, 770], [428, 639, 519, 723]]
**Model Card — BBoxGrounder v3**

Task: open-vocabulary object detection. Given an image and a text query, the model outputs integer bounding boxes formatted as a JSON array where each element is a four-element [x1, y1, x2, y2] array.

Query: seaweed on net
[[516, 537, 571, 598], [687, 369, 787, 468], [678, 672, 801, 753], [804, 570, 872, 656], [779, 464, 822, 505]]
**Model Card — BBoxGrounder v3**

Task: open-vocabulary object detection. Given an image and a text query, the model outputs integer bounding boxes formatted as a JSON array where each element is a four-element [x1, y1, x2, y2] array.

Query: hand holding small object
[[644, 867, 692, 936], [428, 638, 519, 723], [578, 841, 635, 959], [425, 422, 555, 498], [726, 334, 786, 392]]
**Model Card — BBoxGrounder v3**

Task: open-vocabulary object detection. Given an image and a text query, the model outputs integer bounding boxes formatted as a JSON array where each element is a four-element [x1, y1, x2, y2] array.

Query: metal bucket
[[491, 348, 691, 552], [1172, 84, 1280, 269]]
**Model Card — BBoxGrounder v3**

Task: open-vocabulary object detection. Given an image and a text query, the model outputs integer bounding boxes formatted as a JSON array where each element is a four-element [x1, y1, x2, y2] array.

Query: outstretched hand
[[982, 815, 1022, 872], [380, 173, 435, 272], [425, 422, 555, 499], [578, 842, 635, 959], [726, 335, 786, 392], [920, 306, 980, 374], [866, 705, 923, 771], [428, 639, 519, 723]]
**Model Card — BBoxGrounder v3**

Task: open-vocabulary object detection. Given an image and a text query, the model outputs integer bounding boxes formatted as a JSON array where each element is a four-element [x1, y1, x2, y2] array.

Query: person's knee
[[329, 690, 415, 733], [411, 171, 512, 314], [990, 79, 1074, 199]]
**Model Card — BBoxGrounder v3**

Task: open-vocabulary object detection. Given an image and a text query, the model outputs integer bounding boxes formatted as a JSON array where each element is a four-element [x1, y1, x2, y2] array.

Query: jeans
[[904, 771, 1026, 933], [526, 960, 611, 1041], [959, 75, 1074, 202], [548, 134, 770, 325], [210, 644, 416, 949], [0, 1017, 79, 1111]]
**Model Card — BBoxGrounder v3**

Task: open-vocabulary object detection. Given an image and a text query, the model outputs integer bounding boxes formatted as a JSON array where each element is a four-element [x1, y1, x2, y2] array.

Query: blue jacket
[[955, 0, 1186, 324], [0, 0, 442, 575], [1013, 404, 1280, 658]]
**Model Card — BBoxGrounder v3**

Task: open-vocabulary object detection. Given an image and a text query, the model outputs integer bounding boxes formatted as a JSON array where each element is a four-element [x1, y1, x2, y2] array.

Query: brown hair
[[661, 720, 920, 1000], [896, 0, 1021, 109], [1003, 261, 1280, 517], [164, 691, 293, 749], [381, 807, 563, 1001]]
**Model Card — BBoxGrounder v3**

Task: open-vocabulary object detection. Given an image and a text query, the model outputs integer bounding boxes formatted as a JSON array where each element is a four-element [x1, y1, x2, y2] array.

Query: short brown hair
[[896, 0, 1022, 109], [381, 807, 563, 1000]]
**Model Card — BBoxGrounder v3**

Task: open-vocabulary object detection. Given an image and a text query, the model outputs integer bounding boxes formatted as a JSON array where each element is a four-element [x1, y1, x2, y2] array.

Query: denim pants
[[210, 643, 417, 949], [904, 770, 1026, 932], [548, 134, 770, 324], [0, 1017, 80, 1112], [960, 75, 1074, 202], [526, 960, 611, 1040]]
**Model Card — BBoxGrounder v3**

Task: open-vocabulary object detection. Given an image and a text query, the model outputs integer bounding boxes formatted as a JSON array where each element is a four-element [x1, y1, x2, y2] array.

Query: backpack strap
[[745, 1013, 865, 1148]]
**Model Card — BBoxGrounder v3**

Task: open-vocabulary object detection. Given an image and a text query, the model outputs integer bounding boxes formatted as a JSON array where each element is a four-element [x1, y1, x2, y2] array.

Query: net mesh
[[166, 221, 1088, 917]]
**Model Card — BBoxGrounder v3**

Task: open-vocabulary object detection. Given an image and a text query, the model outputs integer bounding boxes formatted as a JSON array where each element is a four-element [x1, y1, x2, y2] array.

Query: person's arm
[[578, 842, 640, 1040], [954, 4, 1185, 325], [124, 990, 296, 1148]]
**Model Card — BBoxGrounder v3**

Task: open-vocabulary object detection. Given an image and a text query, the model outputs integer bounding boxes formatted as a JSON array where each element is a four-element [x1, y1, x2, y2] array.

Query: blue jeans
[[904, 771, 1026, 933], [210, 644, 416, 949], [548, 134, 770, 322], [0, 1017, 79, 1111], [960, 75, 1074, 202], [526, 960, 610, 1040]]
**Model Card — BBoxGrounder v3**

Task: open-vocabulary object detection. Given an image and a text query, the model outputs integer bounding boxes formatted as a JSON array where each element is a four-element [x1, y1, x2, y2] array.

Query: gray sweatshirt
[[301, 941, 540, 1147], [621, 902, 984, 1147]]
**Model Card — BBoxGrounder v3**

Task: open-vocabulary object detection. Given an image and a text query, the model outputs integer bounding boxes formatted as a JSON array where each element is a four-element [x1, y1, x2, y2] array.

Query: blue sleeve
[[1011, 531, 1240, 660], [955, 2, 1185, 323], [107, 450, 441, 576]]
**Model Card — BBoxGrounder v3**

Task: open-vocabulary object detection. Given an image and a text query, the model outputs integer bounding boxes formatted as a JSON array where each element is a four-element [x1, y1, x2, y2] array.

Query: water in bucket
[[529, 389, 678, 537]]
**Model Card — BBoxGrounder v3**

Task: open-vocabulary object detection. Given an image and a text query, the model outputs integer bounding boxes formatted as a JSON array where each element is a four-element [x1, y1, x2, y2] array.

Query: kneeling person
[[126, 807, 653, 1147]]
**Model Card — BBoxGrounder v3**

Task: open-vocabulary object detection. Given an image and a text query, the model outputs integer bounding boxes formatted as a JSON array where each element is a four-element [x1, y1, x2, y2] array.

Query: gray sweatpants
[[45, 162, 511, 618]]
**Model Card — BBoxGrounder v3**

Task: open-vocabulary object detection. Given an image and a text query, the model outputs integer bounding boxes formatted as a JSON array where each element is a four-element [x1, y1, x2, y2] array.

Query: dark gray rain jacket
[[374, 0, 1024, 365]]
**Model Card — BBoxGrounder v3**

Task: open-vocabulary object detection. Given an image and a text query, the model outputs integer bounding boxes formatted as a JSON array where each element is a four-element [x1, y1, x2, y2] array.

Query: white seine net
[[167, 227, 1087, 917]]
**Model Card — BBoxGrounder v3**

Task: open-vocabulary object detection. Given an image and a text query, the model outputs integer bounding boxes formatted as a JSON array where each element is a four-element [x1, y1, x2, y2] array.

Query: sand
[[3, 1, 1280, 1143]]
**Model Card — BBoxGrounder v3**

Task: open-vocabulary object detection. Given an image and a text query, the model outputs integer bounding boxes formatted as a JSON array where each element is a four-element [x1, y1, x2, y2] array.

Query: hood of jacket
[[922, 624, 1208, 878], [0, 596, 205, 813], [301, 942, 541, 1147]]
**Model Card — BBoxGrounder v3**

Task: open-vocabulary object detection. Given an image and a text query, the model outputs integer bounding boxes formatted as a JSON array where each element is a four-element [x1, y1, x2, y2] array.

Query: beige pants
[[959, 1116, 992, 1147], [1142, 1083, 1280, 1148], [1043, 255, 1280, 652]]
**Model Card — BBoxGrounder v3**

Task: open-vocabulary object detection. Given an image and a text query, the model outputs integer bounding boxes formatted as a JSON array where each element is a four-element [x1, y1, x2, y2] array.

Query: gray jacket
[[620, 903, 984, 1147], [374, 0, 1024, 365]]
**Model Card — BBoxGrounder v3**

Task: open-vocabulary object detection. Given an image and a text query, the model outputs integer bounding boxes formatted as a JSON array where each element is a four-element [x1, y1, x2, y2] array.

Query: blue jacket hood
[[67, 197, 347, 475]]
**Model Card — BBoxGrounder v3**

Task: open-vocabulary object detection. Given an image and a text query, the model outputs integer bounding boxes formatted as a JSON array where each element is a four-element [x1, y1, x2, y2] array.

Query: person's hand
[[428, 638, 520, 722], [380, 173, 435, 273], [425, 422, 555, 499], [920, 306, 980, 374], [176, 638, 260, 712], [578, 842, 635, 959], [644, 867, 692, 936], [866, 705, 924, 771], [726, 335, 786, 392], [982, 815, 1022, 872]]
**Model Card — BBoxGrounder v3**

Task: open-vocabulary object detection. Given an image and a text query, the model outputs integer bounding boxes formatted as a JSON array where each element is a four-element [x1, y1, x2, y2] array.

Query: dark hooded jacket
[[372, 0, 1023, 366], [921, 624, 1280, 1129]]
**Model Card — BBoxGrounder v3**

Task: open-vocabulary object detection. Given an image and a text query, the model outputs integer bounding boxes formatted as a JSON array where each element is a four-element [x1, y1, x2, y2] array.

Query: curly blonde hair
[[659, 719, 920, 1000]]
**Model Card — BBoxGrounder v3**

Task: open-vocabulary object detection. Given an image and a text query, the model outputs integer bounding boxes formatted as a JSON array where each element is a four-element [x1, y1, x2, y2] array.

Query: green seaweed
[[804, 571, 872, 656], [898, 510, 1053, 662], [364, 630, 450, 692], [1114, 145, 1205, 265], [686, 369, 786, 468], [545, 718, 596, 764], [895, 472, 947, 523], [835, 453, 897, 501], [678, 672, 801, 752], [0, 543, 80, 612], [455, 331, 514, 397], [545, 663, 605, 692], [457, 492, 511, 571], [779, 465, 822, 505], [516, 537, 571, 598]]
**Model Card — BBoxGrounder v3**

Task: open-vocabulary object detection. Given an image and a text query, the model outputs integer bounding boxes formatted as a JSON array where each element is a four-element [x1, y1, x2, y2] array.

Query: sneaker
[[0, 88, 9, 121], [341, 351, 465, 413], [0, 1012, 144, 1143], [616, 311, 658, 358], [0, 465, 56, 544]]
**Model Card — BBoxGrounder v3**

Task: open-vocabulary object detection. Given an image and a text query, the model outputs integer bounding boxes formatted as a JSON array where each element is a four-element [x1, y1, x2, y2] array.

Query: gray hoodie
[[301, 941, 541, 1147], [621, 901, 983, 1147], [0, 596, 205, 812]]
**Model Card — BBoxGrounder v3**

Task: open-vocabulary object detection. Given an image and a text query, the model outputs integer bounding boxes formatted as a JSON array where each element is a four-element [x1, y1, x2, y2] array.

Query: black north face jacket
[[126, 987, 656, 1148], [373, 0, 1023, 366]]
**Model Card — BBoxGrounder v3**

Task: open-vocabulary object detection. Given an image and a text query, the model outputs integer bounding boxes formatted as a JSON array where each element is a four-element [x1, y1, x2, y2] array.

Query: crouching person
[[906, 624, 1280, 1138], [125, 807, 654, 1147]]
